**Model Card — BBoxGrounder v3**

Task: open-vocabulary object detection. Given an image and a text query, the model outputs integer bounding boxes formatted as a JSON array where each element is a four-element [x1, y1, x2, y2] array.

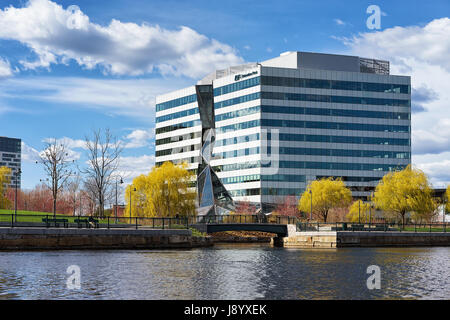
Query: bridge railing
[[296, 221, 449, 233], [191, 215, 299, 225]]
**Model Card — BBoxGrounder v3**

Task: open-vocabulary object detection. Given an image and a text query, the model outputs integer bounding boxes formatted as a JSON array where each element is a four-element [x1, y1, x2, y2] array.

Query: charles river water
[[0, 245, 448, 299]]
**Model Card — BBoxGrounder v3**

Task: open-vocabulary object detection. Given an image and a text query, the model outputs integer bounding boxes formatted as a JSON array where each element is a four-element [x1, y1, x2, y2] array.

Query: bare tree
[[37, 139, 74, 217], [67, 174, 81, 216], [82, 129, 123, 218]]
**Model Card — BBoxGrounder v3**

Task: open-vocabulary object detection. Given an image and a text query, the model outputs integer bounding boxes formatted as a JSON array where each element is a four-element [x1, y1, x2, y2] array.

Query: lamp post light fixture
[[14, 169, 22, 222]]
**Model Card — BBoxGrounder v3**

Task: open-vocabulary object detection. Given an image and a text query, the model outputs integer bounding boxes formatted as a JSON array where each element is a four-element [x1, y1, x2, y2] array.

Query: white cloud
[[0, 57, 13, 77], [334, 19, 346, 26], [0, 76, 190, 121], [117, 154, 155, 183], [43, 136, 86, 150], [0, 0, 244, 78], [124, 129, 154, 149], [339, 17, 450, 186], [21, 142, 40, 163]]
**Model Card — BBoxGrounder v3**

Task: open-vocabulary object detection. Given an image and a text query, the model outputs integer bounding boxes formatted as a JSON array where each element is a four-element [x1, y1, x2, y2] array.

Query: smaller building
[[0, 136, 22, 189], [112, 204, 126, 217]]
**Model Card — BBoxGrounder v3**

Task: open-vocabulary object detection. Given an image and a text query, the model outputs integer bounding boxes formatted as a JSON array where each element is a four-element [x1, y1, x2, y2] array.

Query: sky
[[0, 0, 449, 190]]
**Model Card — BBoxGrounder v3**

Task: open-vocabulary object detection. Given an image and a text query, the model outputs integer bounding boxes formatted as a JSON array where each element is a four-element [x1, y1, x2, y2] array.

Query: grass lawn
[[0, 209, 190, 229]]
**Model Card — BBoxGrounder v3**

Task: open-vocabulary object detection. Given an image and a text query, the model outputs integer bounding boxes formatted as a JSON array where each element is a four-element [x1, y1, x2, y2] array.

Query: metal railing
[[189, 214, 298, 225], [0, 214, 190, 230], [296, 221, 448, 233]]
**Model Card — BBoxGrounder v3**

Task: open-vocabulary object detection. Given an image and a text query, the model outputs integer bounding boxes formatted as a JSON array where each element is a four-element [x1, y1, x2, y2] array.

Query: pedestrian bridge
[[190, 215, 298, 237], [191, 223, 290, 237]]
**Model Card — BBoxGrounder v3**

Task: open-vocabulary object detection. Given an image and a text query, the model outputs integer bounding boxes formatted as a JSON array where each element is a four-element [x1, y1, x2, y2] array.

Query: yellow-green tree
[[372, 165, 436, 226], [446, 185, 450, 213], [298, 178, 352, 222], [0, 166, 12, 209], [346, 200, 371, 223], [125, 162, 196, 218]]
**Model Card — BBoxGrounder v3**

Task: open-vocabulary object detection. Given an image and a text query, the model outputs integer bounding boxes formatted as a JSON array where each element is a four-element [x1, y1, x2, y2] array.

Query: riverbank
[[209, 231, 273, 243], [0, 227, 213, 250], [275, 231, 450, 248]]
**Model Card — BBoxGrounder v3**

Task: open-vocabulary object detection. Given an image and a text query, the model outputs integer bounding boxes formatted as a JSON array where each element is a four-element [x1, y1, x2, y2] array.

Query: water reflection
[[0, 246, 448, 299]]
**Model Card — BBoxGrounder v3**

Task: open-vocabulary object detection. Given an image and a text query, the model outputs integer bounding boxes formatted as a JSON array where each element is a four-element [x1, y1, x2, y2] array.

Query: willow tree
[[125, 162, 195, 218], [372, 165, 436, 226], [346, 200, 371, 223], [298, 178, 352, 222], [446, 186, 450, 213], [0, 166, 12, 209]]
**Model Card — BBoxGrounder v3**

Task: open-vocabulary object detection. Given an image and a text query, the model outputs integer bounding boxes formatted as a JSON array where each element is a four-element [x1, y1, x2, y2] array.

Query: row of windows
[[214, 147, 260, 159], [156, 107, 198, 123], [156, 132, 202, 146], [215, 104, 410, 124], [221, 174, 260, 184], [214, 132, 409, 148], [261, 92, 410, 107], [277, 147, 410, 159], [214, 160, 407, 173], [216, 119, 409, 135], [156, 94, 197, 112], [215, 133, 260, 147], [260, 119, 410, 133], [316, 175, 383, 182], [214, 76, 260, 96], [275, 133, 409, 146], [228, 188, 261, 197], [261, 105, 409, 120], [262, 188, 305, 196], [214, 92, 261, 109], [156, 119, 201, 135], [213, 145, 409, 160], [260, 76, 409, 94], [156, 144, 199, 157], [261, 174, 306, 182], [215, 106, 260, 122], [271, 161, 407, 172], [217, 120, 260, 133]]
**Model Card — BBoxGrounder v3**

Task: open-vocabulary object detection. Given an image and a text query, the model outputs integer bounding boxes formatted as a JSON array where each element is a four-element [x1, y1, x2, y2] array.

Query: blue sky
[[0, 0, 449, 189]]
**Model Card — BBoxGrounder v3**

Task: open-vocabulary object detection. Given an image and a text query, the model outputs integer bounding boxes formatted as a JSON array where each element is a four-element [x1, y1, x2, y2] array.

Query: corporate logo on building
[[234, 70, 258, 81]]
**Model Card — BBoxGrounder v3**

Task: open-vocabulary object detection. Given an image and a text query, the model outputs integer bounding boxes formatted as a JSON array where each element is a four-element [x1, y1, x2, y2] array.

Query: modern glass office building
[[0, 136, 22, 188], [155, 51, 411, 211]]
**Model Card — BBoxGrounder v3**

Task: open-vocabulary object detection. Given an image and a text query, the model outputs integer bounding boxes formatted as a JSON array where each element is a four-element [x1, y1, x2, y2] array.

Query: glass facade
[[155, 53, 411, 208]]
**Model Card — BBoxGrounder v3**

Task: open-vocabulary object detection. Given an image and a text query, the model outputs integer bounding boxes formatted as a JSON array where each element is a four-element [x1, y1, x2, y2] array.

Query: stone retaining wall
[[0, 228, 213, 250], [275, 231, 450, 248]]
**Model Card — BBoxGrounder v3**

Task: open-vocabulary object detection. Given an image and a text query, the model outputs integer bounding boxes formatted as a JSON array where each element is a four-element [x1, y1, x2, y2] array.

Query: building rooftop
[[199, 51, 390, 84]]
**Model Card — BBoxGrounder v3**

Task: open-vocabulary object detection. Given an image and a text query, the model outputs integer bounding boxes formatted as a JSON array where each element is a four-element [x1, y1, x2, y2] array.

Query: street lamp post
[[115, 177, 123, 223], [14, 169, 22, 223]]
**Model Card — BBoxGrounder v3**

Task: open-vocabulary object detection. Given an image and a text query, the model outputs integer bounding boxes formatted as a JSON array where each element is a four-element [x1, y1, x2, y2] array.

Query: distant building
[[112, 204, 126, 217], [155, 51, 411, 212], [0, 136, 21, 188]]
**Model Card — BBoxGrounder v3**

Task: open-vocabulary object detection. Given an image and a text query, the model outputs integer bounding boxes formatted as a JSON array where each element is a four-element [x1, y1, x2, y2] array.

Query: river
[[0, 245, 448, 299]]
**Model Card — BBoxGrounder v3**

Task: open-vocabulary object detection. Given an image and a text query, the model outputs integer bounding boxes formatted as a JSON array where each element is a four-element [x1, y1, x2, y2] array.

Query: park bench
[[42, 217, 69, 228], [74, 217, 99, 228]]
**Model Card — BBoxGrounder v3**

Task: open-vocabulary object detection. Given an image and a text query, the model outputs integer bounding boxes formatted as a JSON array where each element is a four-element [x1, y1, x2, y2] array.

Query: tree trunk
[[53, 197, 57, 218]]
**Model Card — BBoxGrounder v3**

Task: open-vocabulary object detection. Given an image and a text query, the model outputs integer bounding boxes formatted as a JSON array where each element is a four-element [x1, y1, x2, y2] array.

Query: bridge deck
[[192, 223, 289, 237]]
